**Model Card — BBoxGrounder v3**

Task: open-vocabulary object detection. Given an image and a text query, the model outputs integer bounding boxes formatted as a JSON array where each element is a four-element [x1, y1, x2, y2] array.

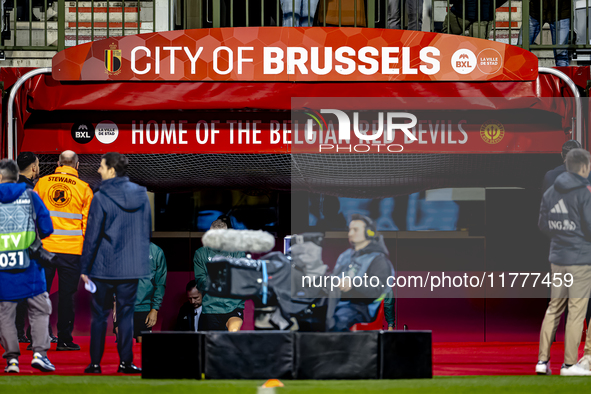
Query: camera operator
[[0, 159, 55, 373]]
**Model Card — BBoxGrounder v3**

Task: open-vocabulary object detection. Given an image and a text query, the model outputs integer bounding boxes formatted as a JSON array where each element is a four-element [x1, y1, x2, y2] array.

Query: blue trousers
[[90, 279, 138, 365], [330, 301, 371, 332], [518, 15, 570, 67]]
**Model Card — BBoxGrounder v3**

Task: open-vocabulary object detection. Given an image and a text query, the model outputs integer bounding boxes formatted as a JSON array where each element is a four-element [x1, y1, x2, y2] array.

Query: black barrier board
[[141, 332, 203, 379], [205, 331, 293, 379], [295, 332, 379, 379], [380, 331, 432, 379]]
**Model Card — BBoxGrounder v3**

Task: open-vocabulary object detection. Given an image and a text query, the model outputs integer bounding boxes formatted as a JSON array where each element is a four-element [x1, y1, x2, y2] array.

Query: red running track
[[4, 337, 585, 376]]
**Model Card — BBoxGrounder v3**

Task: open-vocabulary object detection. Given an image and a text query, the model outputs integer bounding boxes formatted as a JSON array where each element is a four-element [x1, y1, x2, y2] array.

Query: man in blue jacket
[[537, 149, 591, 376], [329, 214, 394, 332], [80, 152, 151, 374], [0, 159, 54, 373]]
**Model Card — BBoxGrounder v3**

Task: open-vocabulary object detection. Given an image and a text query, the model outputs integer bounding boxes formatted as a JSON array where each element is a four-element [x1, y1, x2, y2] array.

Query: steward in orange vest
[[34, 150, 93, 350]]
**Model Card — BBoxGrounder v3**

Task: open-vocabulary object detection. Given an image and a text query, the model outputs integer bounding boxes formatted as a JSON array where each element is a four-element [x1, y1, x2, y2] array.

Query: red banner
[[52, 27, 538, 82], [22, 110, 565, 154]]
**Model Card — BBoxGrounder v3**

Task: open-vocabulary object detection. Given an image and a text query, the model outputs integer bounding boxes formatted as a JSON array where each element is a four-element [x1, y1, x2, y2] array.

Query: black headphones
[[217, 215, 232, 229], [351, 214, 377, 240]]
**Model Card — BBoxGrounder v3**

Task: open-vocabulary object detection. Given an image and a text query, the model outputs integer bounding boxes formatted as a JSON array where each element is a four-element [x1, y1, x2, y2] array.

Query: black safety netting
[[38, 153, 558, 196]]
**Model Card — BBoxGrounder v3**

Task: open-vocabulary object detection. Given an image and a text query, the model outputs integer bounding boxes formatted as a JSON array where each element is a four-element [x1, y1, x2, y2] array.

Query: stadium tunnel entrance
[[2, 27, 590, 341]]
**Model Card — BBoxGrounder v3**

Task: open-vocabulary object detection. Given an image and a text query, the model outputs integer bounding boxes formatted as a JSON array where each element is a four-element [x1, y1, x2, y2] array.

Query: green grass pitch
[[1, 376, 591, 394]]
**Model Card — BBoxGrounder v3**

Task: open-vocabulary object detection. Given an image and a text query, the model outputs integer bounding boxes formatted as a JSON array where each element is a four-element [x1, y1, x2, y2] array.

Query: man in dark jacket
[[329, 214, 394, 332], [0, 159, 55, 373], [14, 152, 41, 344], [542, 140, 584, 193], [194, 217, 245, 331], [175, 280, 202, 332], [80, 152, 151, 374], [519, 0, 571, 66], [442, 0, 498, 39], [16, 152, 38, 190], [536, 149, 591, 376], [134, 242, 167, 342]]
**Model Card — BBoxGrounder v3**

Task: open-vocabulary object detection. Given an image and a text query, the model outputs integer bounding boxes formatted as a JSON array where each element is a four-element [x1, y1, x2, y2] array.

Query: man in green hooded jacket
[[194, 218, 245, 331], [133, 242, 167, 342]]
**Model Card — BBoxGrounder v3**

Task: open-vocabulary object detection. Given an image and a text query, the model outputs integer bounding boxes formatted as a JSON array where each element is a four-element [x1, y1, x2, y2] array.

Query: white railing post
[[6, 68, 51, 159], [539, 67, 583, 145]]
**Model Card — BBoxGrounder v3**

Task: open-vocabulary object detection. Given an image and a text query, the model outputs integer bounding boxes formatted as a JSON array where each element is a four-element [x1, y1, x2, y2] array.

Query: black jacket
[[451, 0, 496, 22], [529, 0, 571, 25], [175, 302, 200, 332], [542, 164, 591, 194], [539, 172, 591, 266], [17, 175, 34, 189]]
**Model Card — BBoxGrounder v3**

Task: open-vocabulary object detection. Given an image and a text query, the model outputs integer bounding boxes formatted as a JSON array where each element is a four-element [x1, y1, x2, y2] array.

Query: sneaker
[[49, 334, 58, 343], [578, 355, 591, 371], [26, 344, 32, 351], [31, 353, 55, 372], [536, 361, 551, 375], [56, 342, 80, 351], [4, 359, 19, 373], [560, 363, 591, 376]]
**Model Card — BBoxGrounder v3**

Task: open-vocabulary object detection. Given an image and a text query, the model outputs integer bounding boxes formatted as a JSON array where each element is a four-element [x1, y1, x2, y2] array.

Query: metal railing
[[0, 0, 176, 52], [2, 0, 591, 64]]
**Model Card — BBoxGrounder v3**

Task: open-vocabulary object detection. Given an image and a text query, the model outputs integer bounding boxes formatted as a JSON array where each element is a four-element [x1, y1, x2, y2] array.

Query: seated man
[[175, 280, 202, 332], [133, 242, 167, 343], [329, 214, 394, 331]]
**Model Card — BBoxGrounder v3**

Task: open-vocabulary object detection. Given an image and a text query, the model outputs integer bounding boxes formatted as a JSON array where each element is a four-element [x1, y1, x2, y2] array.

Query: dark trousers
[[329, 301, 371, 332], [15, 300, 28, 337], [90, 279, 138, 365], [44, 253, 81, 343]]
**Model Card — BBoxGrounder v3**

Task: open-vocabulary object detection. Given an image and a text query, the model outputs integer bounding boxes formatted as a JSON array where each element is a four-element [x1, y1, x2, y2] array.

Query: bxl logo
[[451, 49, 476, 75]]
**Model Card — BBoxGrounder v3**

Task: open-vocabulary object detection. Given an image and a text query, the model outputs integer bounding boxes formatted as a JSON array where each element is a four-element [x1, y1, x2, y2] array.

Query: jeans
[[282, 0, 319, 27], [518, 16, 570, 67], [388, 0, 424, 31]]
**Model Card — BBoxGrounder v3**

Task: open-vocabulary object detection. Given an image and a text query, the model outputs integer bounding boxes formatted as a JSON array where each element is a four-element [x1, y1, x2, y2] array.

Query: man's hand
[[80, 274, 89, 285], [145, 309, 158, 328], [339, 276, 352, 292]]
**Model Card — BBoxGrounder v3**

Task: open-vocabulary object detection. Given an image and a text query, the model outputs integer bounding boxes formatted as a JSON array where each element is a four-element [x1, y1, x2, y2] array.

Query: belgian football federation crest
[[105, 43, 122, 75], [480, 120, 505, 144]]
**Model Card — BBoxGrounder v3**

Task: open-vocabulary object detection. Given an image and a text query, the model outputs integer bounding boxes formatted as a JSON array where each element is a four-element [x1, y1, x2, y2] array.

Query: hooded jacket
[[80, 176, 151, 280], [0, 182, 53, 301], [539, 172, 591, 266]]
